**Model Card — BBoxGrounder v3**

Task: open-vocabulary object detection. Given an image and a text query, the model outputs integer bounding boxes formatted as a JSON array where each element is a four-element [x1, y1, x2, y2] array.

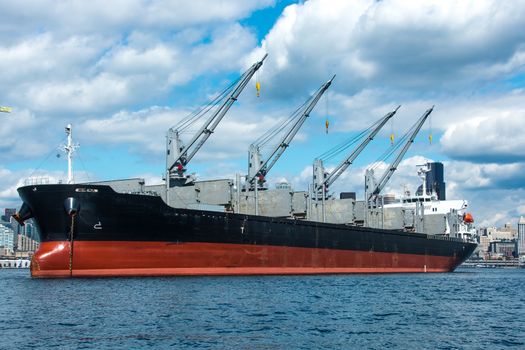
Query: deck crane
[[365, 106, 434, 204], [246, 75, 335, 190], [166, 54, 267, 185], [313, 106, 401, 199]]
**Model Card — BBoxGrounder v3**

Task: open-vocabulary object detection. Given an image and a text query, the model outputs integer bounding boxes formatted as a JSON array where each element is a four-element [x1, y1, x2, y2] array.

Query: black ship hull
[[16, 184, 476, 277]]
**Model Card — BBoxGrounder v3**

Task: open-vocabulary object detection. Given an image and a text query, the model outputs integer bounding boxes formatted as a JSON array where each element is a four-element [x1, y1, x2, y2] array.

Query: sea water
[[1, 268, 523, 349]]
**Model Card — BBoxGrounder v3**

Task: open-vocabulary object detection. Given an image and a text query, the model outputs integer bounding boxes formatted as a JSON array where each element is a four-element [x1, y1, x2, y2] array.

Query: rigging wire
[[170, 73, 243, 132], [76, 150, 92, 183], [252, 88, 318, 148], [176, 82, 234, 132], [316, 118, 380, 162], [28, 136, 67, 178], [254, 96, 312, 146], [369, 118, 419, 171], [255, 105, 305, 148]]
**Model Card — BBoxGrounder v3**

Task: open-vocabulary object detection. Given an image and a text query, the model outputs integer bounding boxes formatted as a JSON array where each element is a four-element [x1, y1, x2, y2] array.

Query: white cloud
[[247, 0, 525, 97], [0, 1, 274, 41], [23, 73, 131, 114], [0, 109, 56, 161], [289, 88, 525, 167], [440, 94, 525, 163], [79, 107, 181, 154], [96, 23, 257, 88], [1, 23, 257, 115], [477, 212, 508, 228], [77, 101, 292, 163], [99, 44, 177, 77], [0, 2, 271, 199]]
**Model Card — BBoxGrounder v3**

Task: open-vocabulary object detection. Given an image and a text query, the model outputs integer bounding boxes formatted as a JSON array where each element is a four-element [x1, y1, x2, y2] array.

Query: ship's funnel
[[64, 197, 80, 217], [12, 202, 33, 226]]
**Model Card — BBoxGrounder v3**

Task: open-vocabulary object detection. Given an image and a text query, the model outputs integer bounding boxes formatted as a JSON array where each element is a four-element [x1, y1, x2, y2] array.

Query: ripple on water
[[1, 268, 524, 349]]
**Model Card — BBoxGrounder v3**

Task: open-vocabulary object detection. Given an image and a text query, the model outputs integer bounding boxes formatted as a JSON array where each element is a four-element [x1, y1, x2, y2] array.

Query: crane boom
[[167, 54, 267, 176], [369, 106, 434, 199], [247, 75, 335, 187], [322, 106, 400, 190]]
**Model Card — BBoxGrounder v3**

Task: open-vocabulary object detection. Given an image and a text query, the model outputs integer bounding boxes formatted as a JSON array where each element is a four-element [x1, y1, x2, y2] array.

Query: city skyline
[[1, 0, 525, 227]]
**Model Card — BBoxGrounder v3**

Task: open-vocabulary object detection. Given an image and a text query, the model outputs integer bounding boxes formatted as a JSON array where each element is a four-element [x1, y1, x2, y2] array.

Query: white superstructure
[[382, 163, 475, 240]]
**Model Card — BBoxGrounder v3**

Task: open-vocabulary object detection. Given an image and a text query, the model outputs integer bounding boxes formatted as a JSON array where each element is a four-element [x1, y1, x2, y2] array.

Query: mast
[[63, 124, 78, 184], [246, 75, 335, 189], [367, 106, 434, 201]]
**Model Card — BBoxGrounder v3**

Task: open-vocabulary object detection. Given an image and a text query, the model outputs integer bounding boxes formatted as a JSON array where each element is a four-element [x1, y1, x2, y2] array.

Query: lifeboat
[[463, 212, 474, 223]]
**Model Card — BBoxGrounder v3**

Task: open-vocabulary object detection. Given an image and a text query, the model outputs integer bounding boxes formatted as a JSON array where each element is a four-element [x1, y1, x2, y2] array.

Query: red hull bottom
[[31, 241, 462, 278]]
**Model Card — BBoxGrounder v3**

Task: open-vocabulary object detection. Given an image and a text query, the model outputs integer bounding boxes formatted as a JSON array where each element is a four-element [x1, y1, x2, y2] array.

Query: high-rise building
[[518, 216, 525, 256], [416, 162, 446, 200], [427, 162, 446, 200], [2, 208, 16, 222]]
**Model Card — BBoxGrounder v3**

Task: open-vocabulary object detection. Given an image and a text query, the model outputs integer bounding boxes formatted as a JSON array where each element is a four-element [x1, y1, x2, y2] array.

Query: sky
[[1, 0, 525, 228]]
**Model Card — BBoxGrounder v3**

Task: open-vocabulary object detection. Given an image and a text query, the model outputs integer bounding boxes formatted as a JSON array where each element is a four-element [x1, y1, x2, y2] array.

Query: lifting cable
[[390, 117, 395, 146], [325, 91, 330, 134], [428, 114, 433, 145], [255, 69, 261, 97]]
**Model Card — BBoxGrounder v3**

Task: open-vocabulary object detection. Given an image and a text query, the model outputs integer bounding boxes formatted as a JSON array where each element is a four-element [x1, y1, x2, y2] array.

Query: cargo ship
[[15, 183, 475, 277], [13, 55, 476, 277]]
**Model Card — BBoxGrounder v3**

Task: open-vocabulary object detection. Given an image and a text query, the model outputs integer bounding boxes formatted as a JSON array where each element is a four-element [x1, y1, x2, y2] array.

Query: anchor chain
[[68, 214, 75, 277]]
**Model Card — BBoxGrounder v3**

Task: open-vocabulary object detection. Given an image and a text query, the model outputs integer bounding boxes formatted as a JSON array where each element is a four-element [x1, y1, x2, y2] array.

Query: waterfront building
[[476, 223, 520, 259], [0, 222, 16, 255], [518, 216, 525, 256], [479, 235, 491, 257], [489, 240, 518, 258], [479, 225, 517, 241], [16, 234, 39, 254], [1, 217, 40, 257]]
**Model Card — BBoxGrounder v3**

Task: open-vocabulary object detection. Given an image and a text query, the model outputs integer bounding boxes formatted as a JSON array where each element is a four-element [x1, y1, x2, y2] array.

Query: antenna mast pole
[[64, 124, 78, 184]]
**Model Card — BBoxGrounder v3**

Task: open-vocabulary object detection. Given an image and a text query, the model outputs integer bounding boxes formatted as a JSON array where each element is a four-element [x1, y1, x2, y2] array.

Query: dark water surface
[[1, 268, 524, 349]]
